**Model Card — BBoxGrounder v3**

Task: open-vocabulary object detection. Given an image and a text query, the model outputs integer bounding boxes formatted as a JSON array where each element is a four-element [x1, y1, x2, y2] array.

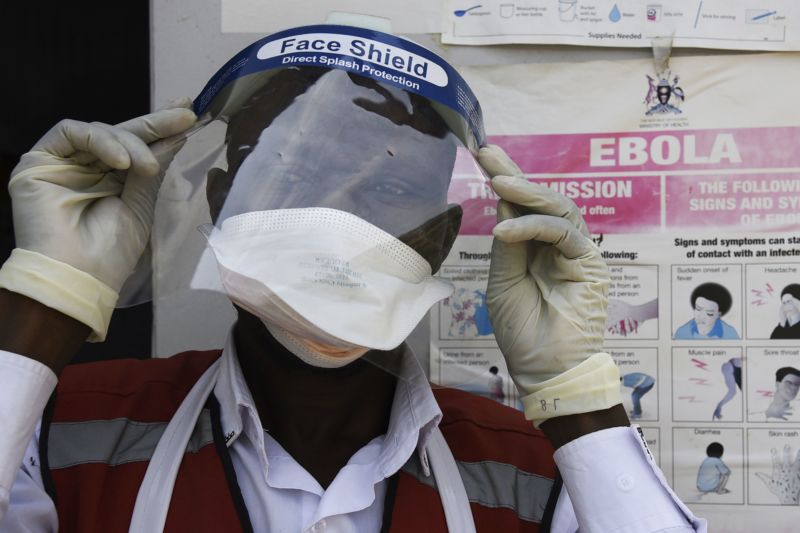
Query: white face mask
[[202, 208, 454, 365]]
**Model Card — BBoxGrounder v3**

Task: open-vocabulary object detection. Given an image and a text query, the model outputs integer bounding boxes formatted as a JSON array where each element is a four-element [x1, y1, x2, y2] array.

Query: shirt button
[[616, 473, 635, 492]]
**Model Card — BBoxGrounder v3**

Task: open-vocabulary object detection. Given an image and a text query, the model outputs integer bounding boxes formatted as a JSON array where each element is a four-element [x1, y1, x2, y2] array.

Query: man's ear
[[434, 204, 463, 273], [398, 204, 462, 274], [206, 167, 236, 223]]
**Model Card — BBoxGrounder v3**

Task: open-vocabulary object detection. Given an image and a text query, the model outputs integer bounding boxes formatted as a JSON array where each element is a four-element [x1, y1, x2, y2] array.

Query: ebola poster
[[429, 53, 800, 530], [442, 0, 800, 50]]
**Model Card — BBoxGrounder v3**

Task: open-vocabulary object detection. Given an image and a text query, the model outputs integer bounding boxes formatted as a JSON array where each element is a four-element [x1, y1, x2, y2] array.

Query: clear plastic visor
[[153, 66, 487, 356], [204, 67, 473, 267]]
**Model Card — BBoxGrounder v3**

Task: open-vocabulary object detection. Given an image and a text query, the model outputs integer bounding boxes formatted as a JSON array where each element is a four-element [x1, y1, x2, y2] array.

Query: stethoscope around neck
[[127, 359, 477, 533]]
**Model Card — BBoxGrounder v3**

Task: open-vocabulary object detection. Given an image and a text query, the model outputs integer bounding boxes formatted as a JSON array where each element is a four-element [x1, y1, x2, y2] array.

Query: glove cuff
[[0, 249, 118, 342], [521, 352, 622, 426]]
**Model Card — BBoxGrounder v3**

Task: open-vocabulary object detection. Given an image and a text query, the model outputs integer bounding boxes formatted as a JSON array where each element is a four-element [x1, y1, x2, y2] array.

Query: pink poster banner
[[451, 175, 661, 235], [666, 173, 800, 231], [490, 127, 800, 174]]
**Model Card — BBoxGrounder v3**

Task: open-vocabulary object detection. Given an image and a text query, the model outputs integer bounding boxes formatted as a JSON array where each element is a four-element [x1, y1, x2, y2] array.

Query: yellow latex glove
[[0, 102, 196, 340], [479, 145, 621, 424]]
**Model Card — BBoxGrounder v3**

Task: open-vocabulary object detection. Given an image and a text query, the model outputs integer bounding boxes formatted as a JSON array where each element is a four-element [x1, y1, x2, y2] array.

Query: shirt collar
[[691, 318, 724, 337], [213, 331, 442, 477]]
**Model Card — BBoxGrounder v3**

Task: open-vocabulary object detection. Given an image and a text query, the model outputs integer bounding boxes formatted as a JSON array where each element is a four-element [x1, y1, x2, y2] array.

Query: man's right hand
[[11, 105, 196, 294], [0, 104, 196, 342]]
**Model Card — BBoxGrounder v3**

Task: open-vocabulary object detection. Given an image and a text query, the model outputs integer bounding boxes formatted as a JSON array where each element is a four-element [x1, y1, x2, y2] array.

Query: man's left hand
[[479, 145, 622, 425]]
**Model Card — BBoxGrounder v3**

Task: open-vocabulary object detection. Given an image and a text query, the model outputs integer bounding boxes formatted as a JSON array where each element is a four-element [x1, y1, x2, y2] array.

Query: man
[[0, 22, 703, 532], [765, 367, 800, 420], [674, 282, 739, 340]]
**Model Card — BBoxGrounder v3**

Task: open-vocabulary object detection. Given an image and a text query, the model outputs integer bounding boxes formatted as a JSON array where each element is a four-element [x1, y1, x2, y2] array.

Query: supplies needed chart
[[442, 0, 800, 49]]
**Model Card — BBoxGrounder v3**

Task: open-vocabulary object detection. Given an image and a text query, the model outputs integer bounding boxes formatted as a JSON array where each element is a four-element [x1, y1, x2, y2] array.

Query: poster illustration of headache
[[428, 53, 800, 530]]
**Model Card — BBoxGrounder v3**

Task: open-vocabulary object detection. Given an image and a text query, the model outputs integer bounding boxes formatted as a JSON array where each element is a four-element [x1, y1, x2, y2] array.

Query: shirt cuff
[[554, 425, 707, 533], [0, 351, 56, 507]]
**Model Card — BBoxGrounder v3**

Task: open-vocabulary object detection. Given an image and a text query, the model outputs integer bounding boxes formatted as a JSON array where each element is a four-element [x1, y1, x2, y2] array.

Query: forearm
[[0, 289, 89, 374], [540, 404, 629, 449]]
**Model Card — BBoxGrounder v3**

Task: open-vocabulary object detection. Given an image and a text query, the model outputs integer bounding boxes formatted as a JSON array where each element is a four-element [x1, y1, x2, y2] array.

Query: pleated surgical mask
[[202, 208, 455, 359]]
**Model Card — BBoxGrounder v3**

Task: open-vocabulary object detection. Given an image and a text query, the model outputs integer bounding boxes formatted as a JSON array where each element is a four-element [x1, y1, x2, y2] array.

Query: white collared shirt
[[0, 342, 705, 532]]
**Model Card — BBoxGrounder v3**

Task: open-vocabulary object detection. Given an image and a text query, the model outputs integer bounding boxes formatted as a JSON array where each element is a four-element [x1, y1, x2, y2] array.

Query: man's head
[[774, 367, 800, 402], [691, 282, 732, 332], [206, 67, 462, 273], [706, 442, 724, 458], [489, 366, 499, 375]]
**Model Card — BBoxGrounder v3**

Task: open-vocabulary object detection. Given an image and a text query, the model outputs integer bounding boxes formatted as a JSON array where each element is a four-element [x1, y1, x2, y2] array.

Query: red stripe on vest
[[53, 350, 221, 422], [164, 443, 245, 532], [52, 462, 146, 533], [388, 471, 448, 532], [51, 445, 245, 533]]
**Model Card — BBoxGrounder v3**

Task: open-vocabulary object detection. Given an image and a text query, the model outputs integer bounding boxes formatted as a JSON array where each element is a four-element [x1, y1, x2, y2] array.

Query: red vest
[[42, 351, 559, 532]]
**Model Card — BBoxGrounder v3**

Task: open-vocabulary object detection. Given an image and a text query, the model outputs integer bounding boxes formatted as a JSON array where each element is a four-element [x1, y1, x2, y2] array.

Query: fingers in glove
[[477, 144, 522, 178], [488, 200, 530, 288], [94, 123, 160, 177], [31, 119, 132, 169], [157, 96, 194, 111], [493, 212, 593, 259], [492, 175, 590, 237], [115, 107, 197, 145]]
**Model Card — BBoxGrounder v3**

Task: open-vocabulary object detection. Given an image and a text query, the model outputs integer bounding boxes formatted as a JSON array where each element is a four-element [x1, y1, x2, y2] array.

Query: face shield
[[153, 24, 487, 360]]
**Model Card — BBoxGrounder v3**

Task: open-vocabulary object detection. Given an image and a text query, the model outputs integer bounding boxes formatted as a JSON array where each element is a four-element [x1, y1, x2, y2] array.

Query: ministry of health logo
[[644, 73, 685, 115]]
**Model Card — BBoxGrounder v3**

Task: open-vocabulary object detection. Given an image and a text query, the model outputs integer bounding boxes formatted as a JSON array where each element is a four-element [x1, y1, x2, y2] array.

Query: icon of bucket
[[559, 0, 577, 22]]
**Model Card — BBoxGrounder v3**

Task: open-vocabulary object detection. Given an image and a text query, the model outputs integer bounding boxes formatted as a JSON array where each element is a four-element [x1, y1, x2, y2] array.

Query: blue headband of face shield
[[194, 24, 485, 151]]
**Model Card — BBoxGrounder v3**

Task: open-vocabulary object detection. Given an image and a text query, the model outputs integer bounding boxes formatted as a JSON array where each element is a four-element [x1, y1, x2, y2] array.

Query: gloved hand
[[478, 145, 621, 424], [0, 102, 197, 340]]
